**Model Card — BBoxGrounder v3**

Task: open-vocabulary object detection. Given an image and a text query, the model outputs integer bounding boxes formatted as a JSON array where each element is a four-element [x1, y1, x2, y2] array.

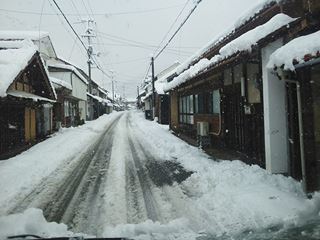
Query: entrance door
[[224, 83, 245, 151], [25, 107, 36, 142]]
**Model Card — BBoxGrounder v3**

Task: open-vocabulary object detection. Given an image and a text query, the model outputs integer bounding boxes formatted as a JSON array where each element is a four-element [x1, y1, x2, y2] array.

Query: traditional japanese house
[[47, 58, 88, 127], [164, 0, 319, 190], [0, 41, 56, 159]]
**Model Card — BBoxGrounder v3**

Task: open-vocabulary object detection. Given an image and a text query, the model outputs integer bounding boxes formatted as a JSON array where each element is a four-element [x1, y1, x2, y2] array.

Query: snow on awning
[[164, 13, 295, 92], [50, 77, 72, 90], [7, 90, 56, 103], [0, 42, 37, 97], [87, 92, 110, 105], [267, 31, 320, 71]]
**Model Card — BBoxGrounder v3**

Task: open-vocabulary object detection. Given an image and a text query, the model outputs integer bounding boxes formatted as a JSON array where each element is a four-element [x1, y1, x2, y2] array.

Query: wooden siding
[[170, 91, 179, 130]]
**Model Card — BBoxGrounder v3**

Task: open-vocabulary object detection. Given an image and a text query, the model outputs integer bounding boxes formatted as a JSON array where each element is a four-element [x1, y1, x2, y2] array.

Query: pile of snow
[[0, 208, 72, 239], [164, 13, 295, 91], [0, 39, 37, 97], [126, 112, 320, 238], [268, 30, 320, 70]]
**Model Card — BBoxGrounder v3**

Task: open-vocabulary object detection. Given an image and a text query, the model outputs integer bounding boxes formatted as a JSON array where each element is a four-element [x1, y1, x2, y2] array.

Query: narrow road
[[9, 112, 193, 236]]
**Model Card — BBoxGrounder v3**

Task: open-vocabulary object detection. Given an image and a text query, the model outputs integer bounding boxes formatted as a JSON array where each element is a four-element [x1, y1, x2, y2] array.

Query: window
[[197, 92, 212, 114], [64, 100, 70, 117], [224, 68, 232, 86], [179, 95, 194, 124], [212, 90, 221, 114], [247, 63, 261, 103]]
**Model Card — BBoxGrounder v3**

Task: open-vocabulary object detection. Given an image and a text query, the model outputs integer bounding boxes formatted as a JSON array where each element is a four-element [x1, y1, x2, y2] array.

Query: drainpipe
[[285, 79, 307, 192]]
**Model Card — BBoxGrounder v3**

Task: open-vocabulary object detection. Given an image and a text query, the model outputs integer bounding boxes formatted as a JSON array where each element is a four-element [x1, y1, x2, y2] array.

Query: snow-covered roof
[[98, 87, 108, 96], [0, 41, 37, 97], [0, 31, 49, 41], [267, 30, 320, 70], [50, 77, 72, 90], [164, 13, 295, 91], [48, 61, 89, 85], [170, 0, 284, 82], [7, 90, 56, 103], [87, 92, 110, 105]]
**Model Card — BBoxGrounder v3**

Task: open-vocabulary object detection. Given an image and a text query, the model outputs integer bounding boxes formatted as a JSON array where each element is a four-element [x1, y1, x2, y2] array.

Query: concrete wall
[[261, 38, 289, 174]]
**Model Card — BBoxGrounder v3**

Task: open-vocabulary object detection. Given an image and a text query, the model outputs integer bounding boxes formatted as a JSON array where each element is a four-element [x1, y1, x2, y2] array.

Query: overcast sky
[[1, 0, 260, 99]]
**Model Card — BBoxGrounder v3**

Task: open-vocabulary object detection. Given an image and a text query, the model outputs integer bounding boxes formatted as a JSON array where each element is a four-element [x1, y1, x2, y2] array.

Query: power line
[[52, 0, 87, 50], [0, 4, 183, 16], [51, 0, 112, 80], [96, 33, 192, 55], [154, 0, 191, 56], [155, 0, 202, 60]]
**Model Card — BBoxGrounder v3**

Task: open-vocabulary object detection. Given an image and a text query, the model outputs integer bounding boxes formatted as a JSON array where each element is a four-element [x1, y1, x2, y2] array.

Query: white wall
[[79, 100, 86, 121], [261, 38, 289, 174], [71, 73, 87, 101], [49, 71, 72, 86]]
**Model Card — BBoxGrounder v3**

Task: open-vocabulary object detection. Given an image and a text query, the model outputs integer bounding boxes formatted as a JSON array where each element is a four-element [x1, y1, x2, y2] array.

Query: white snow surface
[[164, 13, 295, 92], [6, 90, 56, 103], [0, 40, 37, 97], [0, 31, 49, 41], [1, 111, 320, 239], [267, 30, 320, 70]]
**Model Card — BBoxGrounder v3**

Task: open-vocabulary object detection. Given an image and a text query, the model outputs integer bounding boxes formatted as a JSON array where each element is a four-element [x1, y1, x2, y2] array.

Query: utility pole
[[112, 80, 115, 110], [151, 57, 155, 120], [82, 19, 96, 89], [137, 86, 140, 109]]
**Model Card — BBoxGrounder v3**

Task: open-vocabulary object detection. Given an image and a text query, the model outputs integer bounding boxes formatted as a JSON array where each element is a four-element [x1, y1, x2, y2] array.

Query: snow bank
[[267, 30, 320, 70], [164, 13, 294, 91], [0, 39, 37, 97], [0, 208, 72, 239], [0, 112, 122, 215], [128, 111, 320, 238]]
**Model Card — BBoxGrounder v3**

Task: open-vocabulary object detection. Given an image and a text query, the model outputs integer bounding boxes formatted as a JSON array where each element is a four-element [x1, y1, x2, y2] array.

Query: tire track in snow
[[8, 114, 122, 233]]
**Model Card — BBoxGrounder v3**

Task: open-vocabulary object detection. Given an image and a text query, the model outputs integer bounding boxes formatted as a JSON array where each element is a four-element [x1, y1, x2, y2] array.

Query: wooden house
[[0, 41, 56, 159], [47, 59, 88, 127], [164, 0, 320, 191]]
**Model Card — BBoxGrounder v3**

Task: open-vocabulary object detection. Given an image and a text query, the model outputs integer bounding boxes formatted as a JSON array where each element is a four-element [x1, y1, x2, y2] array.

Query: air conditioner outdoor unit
[[197, 122, 209, 136]]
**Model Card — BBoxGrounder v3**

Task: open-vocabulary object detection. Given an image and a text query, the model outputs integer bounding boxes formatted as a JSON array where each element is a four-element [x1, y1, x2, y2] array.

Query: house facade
[[164, 0, 320, 191], [0, 41, 56, 159], [48, 59, 88, 127]]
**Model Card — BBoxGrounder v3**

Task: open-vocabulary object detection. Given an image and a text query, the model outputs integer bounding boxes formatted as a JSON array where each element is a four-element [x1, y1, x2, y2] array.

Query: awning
[[7, 90, 56, 103]]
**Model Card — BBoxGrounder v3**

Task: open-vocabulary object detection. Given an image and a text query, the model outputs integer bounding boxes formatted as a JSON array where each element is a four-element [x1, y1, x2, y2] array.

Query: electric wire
[[153, 0, 191, 56], [155, 0, 202, 60], [0, 4, 183, 16]]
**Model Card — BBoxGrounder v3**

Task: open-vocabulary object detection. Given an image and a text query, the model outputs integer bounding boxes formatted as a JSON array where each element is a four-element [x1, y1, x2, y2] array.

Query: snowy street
[[1, 111, 320, 239]]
